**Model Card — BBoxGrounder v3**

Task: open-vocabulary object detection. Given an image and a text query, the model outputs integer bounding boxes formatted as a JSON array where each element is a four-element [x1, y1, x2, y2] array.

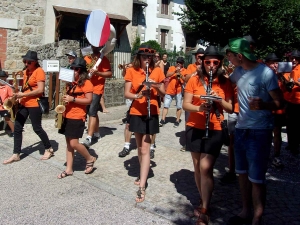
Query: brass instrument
[[86, 54, 98, 71], [118, 63, 130, 70], [203, 68, 213, 139], [279, 73, 294, 92], [55, 82, 67, 129]]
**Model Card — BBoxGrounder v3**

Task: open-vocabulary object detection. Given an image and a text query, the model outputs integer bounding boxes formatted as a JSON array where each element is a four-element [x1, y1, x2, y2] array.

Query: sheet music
[[59, 68, 74, 82], [81, 45, 93, 56]]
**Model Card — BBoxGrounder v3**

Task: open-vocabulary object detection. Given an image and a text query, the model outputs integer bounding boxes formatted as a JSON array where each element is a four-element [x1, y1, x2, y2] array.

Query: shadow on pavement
[[72, 148, 98, 172], [100, 126, 117, 138], [20, 140, 59, 160]]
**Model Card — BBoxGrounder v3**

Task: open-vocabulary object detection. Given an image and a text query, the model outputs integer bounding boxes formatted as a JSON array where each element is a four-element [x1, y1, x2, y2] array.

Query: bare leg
[[124, 123, 131, 143], [87, 116, 99, 137], [199, 153, 216, 210], [65, 137, 74, 174], [176, 108, 182, 122], [252, 183, 266, 225], [161, 108, 168, 121], [191, 152, 202, 196], [5, 117, 14, 133], [100, 97, 109, 113], [237, 174, 252, 218]]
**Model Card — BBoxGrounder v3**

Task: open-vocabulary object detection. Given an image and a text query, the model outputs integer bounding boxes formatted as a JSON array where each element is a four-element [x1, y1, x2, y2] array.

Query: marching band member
[[3, 50, 53, 164], [0, 70, 14, 137], [183, 46, 233, 225], [124, 44, 165, 203], [57, 57, 96, 178], [82, 45, 112, 147]]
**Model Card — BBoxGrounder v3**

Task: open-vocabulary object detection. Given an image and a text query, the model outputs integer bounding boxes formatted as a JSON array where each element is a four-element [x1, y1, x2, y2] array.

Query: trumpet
[[278, 73, 294, 92], [203, 68, 213, 140], [118, 63, 130, 70]]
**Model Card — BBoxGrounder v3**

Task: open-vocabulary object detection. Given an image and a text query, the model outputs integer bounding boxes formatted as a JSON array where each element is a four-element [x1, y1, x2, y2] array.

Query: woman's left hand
[[210, 90, 223, 102], [62, 95, 72, 103], [148, 78, 162, 89], [14, 92, 25, 99]]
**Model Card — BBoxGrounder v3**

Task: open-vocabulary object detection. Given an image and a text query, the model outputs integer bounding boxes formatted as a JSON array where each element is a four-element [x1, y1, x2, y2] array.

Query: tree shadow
[[20, 139, 59, 160]]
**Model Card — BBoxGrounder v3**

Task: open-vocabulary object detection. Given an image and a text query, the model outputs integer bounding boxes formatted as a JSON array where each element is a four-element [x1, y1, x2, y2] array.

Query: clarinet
[[203, 68, 213, 139], [145, 62, 151, 119]]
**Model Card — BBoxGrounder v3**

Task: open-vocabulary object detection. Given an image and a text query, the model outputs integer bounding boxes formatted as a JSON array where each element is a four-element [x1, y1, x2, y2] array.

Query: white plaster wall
[[44, 0, 133, 44], [143, 0, 185, 51]]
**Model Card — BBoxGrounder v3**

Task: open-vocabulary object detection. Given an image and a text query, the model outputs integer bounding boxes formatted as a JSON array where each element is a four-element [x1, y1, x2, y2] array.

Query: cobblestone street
[[0, 105, 299, 225]]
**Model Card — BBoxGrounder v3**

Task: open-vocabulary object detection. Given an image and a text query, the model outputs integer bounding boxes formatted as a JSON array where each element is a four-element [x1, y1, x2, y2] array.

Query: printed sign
[[43, 60, 60, 72]]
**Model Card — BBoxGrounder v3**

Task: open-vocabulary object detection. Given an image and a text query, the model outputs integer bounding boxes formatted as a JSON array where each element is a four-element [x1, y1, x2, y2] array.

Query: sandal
[[134, 176, 140, 186], [3, 154, 20, 164], [40, 147, 54, 160], [196, 208, 210, 225], [135, 187, 146, 203], [57, 171, 73, 179], [85, 157, 97, 174]]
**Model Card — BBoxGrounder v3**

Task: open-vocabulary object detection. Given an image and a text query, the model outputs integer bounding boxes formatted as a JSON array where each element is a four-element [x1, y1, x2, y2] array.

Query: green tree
[[143, 40, 163, 53], [176, 0, 300, 58], [131, 35, 141, 56]]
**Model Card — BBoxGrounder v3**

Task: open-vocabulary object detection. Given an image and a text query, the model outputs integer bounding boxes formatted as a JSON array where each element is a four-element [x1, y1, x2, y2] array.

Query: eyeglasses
[[23, 60, 33, 65], [204, 59, 220, 66], [71, 67, 80, 71], [139, 48, 156, 54]]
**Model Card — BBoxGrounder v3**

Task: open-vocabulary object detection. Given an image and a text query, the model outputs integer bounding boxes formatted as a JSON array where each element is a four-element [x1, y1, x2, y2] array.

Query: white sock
[[150, 144, 155, 150], [124, 142, 130, 149], [93, 132, 100, 138]]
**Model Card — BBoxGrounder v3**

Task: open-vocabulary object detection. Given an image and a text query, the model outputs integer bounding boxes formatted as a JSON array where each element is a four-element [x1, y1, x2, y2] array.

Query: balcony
[[133, 0, 148, 7]]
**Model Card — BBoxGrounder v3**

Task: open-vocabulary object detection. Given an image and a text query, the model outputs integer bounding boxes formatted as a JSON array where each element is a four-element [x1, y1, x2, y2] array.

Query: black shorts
[[87, 94, 102, 116], [185, 125, 223, 158], [58, 118, 85, 138], [274, 114, 286, 127], [129, 115, 159, 135], [0, 110, 11, 117]]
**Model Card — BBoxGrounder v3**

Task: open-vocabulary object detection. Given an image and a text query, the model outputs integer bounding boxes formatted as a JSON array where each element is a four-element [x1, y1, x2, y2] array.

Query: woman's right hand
[[199, 102, 211, 112]]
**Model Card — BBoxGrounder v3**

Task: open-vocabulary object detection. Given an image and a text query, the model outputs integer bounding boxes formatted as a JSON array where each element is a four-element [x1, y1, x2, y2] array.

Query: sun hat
[[264, 53, 280, 62], [243, 35, 256, 46], [65, 50, 77, 58], [193, 48, 205, 55], [0, 71, 8, 77], [70, 57, 87, 70], [136, 44, 156, 56], [228, 38, 256, 61], [22, 50, 39, 61], [290, 50, 300, 58], [202, 46, 224, 60], [176, 57, 185, 63]]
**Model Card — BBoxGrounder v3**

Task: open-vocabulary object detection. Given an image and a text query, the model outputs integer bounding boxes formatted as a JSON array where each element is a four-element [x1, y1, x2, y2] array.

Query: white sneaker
[[81, 138, 92, 147]]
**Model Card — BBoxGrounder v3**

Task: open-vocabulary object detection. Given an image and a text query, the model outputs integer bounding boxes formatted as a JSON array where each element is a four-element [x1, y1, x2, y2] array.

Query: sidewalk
[[0, 104, 299, 224]]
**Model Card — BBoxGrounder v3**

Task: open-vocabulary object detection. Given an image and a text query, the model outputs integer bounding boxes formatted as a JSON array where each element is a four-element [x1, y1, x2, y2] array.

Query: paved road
[[0, 104, 299, 225]]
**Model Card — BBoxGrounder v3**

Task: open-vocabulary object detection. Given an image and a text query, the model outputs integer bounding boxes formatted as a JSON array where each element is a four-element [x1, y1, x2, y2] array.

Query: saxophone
[[86, 54, 98, 72], [55, 82, 67, 129]]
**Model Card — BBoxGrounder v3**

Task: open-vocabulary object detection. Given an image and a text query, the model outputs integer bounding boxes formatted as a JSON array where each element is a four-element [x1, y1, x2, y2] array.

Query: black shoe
[[220, 172, 236, 184], [173, 121, 180, 128], [227, 215, 252, 225], [9, 132, 14, 137], [159, 120, 165, 127], [150, 149, 155, 159], [119, 147, 130, 157]]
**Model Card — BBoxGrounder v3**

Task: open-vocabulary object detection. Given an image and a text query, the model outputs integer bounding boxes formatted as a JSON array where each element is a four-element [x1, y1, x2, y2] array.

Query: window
[[160, 29, 168, 49], [161, 0, 169, 15]]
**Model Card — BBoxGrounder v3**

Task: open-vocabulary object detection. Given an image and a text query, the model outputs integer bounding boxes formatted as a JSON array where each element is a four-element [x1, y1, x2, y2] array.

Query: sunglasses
[[204, 59, 220, 66], [71, 67, 80, 71], [23, 60, 33, 65], [139, 48, 156, 54]]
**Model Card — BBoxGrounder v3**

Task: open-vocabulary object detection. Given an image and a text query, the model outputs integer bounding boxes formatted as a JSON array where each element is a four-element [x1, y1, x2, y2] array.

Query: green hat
[[228, 38, 256, 61]]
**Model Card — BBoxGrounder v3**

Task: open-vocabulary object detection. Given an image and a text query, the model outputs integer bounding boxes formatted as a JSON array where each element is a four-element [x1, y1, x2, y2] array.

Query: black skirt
[[129, 115, 159, 135], [185, 125, 223, 158], [58, 118, 85, 138]]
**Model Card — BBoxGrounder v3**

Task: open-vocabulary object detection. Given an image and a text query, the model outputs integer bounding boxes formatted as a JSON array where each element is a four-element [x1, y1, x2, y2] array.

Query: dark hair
[[132, 54, 155, 71], [198, 57, 227, 84], [77, 70, 89, 87]]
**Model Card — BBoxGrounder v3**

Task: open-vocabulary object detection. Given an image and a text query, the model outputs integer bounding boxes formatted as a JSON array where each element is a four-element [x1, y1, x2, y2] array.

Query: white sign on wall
[[42, 60, 60, 72]]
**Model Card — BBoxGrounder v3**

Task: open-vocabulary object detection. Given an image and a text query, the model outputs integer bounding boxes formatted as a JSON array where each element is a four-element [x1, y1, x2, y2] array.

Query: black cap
[[70, 57, 87, 70], [176, 57, 185, 63], [65, 50, 77, 58], [194, 48, 205, 55], [0, 71, 8, 77], [290, 50, 300, 58], [264, 53, 280, 62], [22, 50, 39, 61], [202, 46, 224, 60], [243, 35, 256, 46]]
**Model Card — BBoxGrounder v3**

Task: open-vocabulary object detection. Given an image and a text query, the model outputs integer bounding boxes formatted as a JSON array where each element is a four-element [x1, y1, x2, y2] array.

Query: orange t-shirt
[[186, 63, 198, 74], [166, 66, 188, 95], [20, 67, 45, 107], [273, 75, 288, 115], [84, 55, 111, 95], [185, 75, 233, 130], [0, 85, 13, 110], [288, 65, 300, 104], [64, 80, 94, 121], [125, 67, 165, 116]]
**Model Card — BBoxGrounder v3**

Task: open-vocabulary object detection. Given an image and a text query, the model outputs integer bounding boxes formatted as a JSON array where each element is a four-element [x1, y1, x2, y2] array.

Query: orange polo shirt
[[20, 67, 45, 107], [64, 80, 94, 121], [186, 63, 198, 74], [125, 67, 165, 116], [288, 65, 300, 104], [84, 55, 111, 95], [166, 66, 188, 95], [0, 85, 13, 110], [185, 75, 233, 130]]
